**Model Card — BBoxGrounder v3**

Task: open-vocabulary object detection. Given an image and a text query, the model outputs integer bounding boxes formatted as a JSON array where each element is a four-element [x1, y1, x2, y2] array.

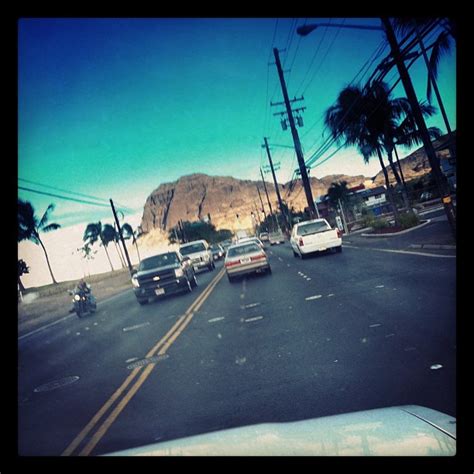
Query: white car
[[179, 240, 215, 272], [290, 218, 342, 259]]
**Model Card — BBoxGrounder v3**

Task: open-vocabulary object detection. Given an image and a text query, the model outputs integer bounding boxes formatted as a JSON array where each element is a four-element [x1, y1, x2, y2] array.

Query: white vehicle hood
[[104, 405, 455, 456]]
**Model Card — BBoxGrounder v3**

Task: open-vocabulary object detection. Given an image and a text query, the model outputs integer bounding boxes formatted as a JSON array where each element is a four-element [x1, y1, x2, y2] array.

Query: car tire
[[137, 298, 148, 305], [293, 250, 298, 258], [301, 252, 307, 260], [267, 266, 272, 275], [227, 275, 236, 283], [336, 246, 342, 253]]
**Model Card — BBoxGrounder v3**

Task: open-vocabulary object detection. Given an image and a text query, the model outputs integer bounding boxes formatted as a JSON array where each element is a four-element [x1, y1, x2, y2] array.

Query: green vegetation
[[168, 221, 233, 244], [18, 199, 61, 284]]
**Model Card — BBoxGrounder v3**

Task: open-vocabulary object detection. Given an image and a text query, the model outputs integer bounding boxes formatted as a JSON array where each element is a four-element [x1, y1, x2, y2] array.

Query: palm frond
[[42, 223, 61, 233], [427, 31, 451, 102], [38, 203, 55, 230]]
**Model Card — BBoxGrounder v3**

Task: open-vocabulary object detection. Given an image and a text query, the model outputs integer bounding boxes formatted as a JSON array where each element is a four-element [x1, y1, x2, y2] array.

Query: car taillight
[[250, 254, 266, 261], [299, 237, 304, 246], [337, 229, 342, 238], [225, 261, 240, 268]]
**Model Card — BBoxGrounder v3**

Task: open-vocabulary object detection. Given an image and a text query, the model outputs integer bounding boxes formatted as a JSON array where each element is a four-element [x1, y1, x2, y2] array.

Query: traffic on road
[[18, 216, 456, 456]]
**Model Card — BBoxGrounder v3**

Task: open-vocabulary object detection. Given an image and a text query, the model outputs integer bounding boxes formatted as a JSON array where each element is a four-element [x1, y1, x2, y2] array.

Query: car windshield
[[179, 243, 206, 255], [227, 243, 261, 257], [18, 17, 456, 458], [297, 221, 330, 236], [139, 253, 179, 271]]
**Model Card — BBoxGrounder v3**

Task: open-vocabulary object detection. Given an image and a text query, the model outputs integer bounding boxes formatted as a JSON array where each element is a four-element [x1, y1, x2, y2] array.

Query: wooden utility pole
[[381, 18, 456, 236], [260, 168, 278, 231], [273, 47, 317, 219], [263, 137, 289, 231]]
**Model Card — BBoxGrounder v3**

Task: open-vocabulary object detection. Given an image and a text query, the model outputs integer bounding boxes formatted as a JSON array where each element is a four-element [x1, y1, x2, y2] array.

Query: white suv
[[179, 240, 215, 272]]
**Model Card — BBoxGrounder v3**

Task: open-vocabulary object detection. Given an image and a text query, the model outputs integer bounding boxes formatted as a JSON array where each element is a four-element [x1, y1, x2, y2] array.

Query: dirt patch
[[18, 269, 133, 336]]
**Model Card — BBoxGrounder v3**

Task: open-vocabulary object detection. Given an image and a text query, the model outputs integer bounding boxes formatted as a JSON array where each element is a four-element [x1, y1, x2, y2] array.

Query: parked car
[[224, 241, 271, 282], [290, 218, 342, 259], [179, 240, 215, 272], [268, 230, 285, 245], [131, 251, 197, 305], [210, 244, 225, 260]]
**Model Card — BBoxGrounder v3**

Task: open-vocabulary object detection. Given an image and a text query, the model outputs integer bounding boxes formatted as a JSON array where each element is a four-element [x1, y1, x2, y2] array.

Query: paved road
[[18, 238, 456, 456]]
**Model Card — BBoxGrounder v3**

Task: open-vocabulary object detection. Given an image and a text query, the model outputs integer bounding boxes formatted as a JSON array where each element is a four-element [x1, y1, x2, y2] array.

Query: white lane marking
[[278, 257, 283, 262], [123, 322, 151, 332], [306, 277, 312, 281], [327, 294, 335, 297], [126, 357, 139, 363], [241, 303, 261, 309], [235, 357, 247, 365], [287, 264, 291, 267], [208, 317, 225, 323], [375, 285, 385, 288], [430, 364, 443, 370], [344, 245, 455, 259], [369, 324, 382, 328], [385, 333, 395, 338], [305, 295, 322, 301], [244, 316, 264, 323]]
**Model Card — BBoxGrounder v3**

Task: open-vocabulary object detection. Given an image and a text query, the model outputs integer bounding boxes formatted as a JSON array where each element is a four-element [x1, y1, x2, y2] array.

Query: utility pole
[[256, 183, 267, 222], [263, 137, 289, 231], [381, 18, 456, 236], [273, 47, 317, 219], [260, 168, 278, 231], [110, 199, 133, 275]]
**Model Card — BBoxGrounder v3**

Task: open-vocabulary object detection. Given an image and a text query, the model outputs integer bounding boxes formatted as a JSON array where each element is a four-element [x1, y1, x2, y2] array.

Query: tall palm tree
[[324, 84, 402, 224], [392, 18, 455, 103], [121, 223, 141, 263], [83, 221, 115, 272], [18, 199, 61, 284]]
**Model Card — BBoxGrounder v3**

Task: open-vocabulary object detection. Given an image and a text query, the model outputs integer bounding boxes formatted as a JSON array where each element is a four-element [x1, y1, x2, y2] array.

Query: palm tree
[[324, 84, 402, 224], [18, 200, 61, 284], [121, 223, 141, 263], [392, 18, 455, 104], [83, 221, 115, 272]]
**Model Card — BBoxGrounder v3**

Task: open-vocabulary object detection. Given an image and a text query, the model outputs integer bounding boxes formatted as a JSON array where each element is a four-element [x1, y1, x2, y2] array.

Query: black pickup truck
[[131, 251, 197, 305]]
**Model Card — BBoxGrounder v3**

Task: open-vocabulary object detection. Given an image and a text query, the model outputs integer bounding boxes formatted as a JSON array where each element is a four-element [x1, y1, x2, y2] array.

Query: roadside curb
[[361, 219, 431, 238], [409, 243, 456, 250]]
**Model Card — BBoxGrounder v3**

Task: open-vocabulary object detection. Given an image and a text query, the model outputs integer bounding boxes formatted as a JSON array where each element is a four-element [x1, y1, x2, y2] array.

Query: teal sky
[[18, 18, 456, 228]]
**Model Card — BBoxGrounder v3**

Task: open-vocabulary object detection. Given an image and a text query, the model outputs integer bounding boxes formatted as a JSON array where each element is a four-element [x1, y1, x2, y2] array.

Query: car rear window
[[180, 243, 206, 255], [227, 243, 261, 257], [139, 253, 179, 271], [297, 221, 331, 236]]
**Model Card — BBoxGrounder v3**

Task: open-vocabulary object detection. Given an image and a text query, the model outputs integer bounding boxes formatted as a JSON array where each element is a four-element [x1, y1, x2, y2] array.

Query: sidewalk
[[343, 215, 456, 254]]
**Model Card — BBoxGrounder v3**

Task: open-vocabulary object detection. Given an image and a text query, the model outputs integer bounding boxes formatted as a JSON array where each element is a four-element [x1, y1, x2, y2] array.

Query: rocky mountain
[[140, 173, 368, 234], [139, 133, 453, 234], [372, 133, 454, 186]]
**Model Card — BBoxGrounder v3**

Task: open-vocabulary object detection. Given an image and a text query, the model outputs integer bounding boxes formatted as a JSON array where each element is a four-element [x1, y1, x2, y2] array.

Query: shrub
[[398, 212, 420, 230]]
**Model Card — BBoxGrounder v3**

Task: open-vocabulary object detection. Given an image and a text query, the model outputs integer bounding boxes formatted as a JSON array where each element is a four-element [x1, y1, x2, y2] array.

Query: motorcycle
[[69, 287, 97, 318]]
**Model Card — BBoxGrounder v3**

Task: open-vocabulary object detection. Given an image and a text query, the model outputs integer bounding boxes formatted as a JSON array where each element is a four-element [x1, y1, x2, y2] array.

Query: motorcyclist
[[69, 279, 95, 313]]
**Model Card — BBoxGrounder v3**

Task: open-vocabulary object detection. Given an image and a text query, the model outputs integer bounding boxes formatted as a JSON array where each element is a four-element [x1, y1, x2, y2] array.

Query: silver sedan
[[224, 242, 271, 283]]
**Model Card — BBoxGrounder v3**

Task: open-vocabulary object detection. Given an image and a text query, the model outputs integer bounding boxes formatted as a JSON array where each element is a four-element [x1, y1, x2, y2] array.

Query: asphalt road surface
[[18, 240, 456, 456]]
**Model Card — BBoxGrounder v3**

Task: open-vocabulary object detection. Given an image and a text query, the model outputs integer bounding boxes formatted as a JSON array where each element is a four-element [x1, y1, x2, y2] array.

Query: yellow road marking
[[63, 268, 225, 456]]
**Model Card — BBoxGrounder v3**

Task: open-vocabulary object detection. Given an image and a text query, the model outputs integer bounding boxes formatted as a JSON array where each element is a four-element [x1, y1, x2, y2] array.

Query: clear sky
[[18, 17, 456, 228]]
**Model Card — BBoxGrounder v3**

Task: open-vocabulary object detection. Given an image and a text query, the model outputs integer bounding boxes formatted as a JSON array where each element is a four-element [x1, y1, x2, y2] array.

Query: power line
[[18, 186, 134, 213], [18, 178, 111, 204]]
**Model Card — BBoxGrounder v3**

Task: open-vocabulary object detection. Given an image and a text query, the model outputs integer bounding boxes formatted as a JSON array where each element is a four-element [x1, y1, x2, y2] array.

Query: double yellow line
[[62, 267, 225, 456]]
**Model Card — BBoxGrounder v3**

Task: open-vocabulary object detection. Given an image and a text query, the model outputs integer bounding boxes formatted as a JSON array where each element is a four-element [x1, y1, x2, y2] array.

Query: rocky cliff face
[[140, 173, 367, 233], [140, 135, 452, 234]]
